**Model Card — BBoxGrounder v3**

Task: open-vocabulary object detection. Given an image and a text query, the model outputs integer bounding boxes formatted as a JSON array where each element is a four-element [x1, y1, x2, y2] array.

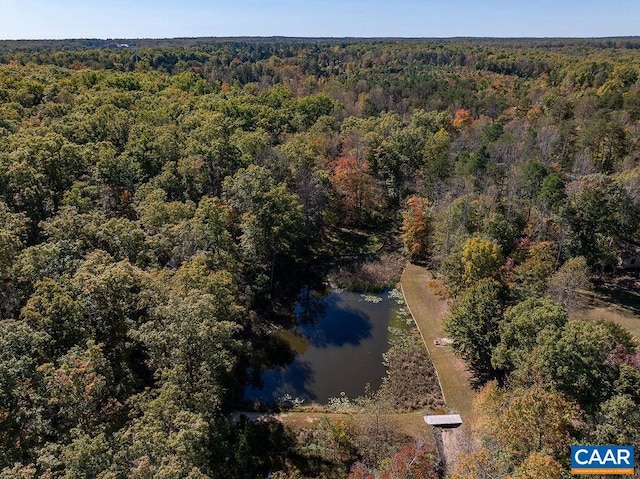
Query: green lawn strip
[[579, 282, 640, 342], [582, 306, 640, 342], [275, 410, 436, 444], [400, 264, 475, 420]]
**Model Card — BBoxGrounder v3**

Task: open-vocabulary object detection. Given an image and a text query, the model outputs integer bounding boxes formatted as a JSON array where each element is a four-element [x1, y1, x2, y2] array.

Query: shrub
[[330, 252, 405, 292]]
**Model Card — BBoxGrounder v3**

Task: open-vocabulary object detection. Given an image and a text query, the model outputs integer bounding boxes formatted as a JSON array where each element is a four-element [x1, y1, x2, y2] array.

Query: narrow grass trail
[[255, 410, 433, 439], [400, 263, 475, 419], [400, 263, 477, 472]]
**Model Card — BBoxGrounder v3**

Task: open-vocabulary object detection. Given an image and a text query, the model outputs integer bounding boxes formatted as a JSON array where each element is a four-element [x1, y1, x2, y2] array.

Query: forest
[[0, 37, 639, 478]]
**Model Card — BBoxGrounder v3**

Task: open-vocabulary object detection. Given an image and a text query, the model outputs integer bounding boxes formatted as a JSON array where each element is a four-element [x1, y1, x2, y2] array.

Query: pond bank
[[231, 409, 435, 440]]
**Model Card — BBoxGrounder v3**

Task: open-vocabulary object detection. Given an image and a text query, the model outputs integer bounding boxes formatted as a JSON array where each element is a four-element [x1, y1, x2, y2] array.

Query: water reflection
[[253, 359, 318, 402], [245, 288, 395, 404], [296, 286, 328, 326], [298, 295, 372, 348]]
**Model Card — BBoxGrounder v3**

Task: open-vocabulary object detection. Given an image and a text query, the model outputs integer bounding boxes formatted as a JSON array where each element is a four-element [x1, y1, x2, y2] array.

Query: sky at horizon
[[1, 0, 639, 40]]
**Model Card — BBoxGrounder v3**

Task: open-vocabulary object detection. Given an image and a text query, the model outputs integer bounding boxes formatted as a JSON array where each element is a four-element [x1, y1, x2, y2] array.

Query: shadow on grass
[[591, 275, 640, 315]]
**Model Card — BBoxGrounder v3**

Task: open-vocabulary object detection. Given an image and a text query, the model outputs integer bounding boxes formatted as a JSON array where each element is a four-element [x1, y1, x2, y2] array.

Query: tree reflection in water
[[245, 288, 395, 404]]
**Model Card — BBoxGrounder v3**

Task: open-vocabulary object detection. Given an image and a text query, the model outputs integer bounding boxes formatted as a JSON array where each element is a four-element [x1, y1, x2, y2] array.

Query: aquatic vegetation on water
[[388, 288, 404, 301], [277, 393, 306, 408], [361, 293, 383, 303], [328, 392, 353, 410]]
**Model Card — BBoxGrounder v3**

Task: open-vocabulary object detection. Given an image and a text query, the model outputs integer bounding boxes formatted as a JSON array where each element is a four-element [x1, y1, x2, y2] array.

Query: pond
[[245, 287, 401, 405]]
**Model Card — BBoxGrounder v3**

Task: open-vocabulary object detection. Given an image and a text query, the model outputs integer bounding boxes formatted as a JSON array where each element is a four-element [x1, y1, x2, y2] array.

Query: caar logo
[[571, 446, 634, 475]]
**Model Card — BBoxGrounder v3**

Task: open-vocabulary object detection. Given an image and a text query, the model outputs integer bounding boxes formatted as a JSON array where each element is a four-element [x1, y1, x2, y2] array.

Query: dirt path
[[271, 410, 433, 439], [232, 410, 436, 442], [400, 263, 475, 473], [400, 263, 475, 419]]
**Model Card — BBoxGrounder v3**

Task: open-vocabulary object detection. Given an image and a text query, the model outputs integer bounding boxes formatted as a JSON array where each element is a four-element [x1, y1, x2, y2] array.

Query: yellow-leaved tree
[[452, 382, 581, 478], [461, 236, 503, 285]]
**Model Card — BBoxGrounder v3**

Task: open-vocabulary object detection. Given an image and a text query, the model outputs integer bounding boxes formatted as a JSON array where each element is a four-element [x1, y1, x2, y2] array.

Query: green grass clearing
[[400, 264, 475, 420], [580, 275, 640, 342]]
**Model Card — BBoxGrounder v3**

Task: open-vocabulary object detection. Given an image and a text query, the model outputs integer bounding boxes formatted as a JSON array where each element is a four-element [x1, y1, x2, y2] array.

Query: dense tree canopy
[[0, 36, 639, 478]]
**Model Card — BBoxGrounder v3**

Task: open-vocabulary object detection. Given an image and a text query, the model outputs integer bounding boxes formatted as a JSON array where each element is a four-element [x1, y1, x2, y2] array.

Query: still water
[[245, 288, 398, 405]]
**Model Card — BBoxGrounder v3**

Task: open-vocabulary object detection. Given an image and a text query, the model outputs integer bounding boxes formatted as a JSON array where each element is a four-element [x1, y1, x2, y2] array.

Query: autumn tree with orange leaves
[[331, 156, 381, 225], [347, 438, 439, 479], [451, 382, 580, 479], [401, 196, 432, 261], [452, 108, 473, 128]]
